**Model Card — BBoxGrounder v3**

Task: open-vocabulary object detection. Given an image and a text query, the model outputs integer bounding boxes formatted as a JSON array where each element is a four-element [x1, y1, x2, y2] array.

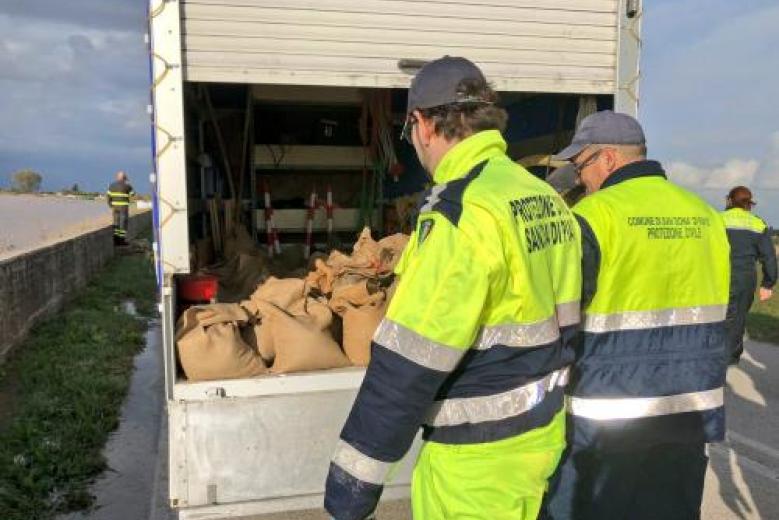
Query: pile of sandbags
[[176, 228, 408, 381], [307, 228, 408, 366]]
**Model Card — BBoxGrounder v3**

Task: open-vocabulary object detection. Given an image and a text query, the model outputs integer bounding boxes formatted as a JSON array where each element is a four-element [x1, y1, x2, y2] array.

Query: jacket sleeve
[[106, 186, 113, 208], [758, 227, 777, 288], [324, 213, 490, 520], [574, 214, 601, 307]]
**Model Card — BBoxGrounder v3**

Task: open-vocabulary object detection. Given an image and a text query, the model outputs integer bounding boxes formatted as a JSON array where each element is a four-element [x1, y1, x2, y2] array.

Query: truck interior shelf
[[254, 145, 366, 170]]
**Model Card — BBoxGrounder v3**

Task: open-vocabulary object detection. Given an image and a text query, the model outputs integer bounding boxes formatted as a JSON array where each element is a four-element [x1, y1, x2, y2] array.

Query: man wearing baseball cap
[[721, 186, 776, 364], [542, 111, 731, 520], [325, 56, 582, 519]]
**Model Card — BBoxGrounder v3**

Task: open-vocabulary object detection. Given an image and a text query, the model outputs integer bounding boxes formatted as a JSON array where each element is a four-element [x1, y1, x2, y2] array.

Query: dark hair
[[417, 78, 508, 141], [726, 186, 754, 210]]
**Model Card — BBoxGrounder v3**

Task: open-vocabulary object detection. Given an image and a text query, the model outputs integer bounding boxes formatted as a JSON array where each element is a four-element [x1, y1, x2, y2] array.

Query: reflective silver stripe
[[331, 440, 393, 486], [567, 387, 724, 420], [726, 225, 763, 233], [475, 317, 559, 349], [475, 302, 580, 349], [425, 367, 569, 427], [373, 319, 465, 372], [556, 301, 581, 327], [420, 184, 445, 214], [583, 305, 727, 333]]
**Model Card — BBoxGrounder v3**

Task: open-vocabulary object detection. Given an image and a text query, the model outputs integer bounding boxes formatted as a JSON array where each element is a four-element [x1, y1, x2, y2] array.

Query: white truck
[[148, 1, 641, 518]]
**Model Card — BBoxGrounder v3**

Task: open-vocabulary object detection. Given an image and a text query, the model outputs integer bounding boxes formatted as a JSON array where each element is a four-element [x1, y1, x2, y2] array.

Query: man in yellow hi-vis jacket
[[324, 57, 582, 520], [542, 111, 730, 520]]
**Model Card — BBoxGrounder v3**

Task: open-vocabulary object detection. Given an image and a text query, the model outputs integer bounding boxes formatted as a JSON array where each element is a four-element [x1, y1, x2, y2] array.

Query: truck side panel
[[179, 0, 620, 93]]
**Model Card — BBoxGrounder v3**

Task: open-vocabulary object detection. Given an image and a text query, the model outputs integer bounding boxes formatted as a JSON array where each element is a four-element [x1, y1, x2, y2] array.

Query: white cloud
[[668, 131, 779, 191], [664, 132, 779, 226], [668, 159, 759, 190]]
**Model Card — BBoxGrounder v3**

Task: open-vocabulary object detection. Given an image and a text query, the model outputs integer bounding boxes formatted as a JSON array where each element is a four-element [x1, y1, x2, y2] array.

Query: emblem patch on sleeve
[[418, 218, 435, 246]]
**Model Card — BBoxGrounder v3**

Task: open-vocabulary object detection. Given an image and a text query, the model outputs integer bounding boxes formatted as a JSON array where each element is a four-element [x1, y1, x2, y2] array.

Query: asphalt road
[[702, 341, 779, 520]]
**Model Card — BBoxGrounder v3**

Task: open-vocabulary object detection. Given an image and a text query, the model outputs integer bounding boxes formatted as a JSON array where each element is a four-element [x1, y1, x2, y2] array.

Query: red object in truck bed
[[177, 274, 218, 302]]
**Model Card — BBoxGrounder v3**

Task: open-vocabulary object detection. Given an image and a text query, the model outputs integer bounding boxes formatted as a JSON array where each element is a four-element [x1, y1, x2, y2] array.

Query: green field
[[747, 288, 779, 345]]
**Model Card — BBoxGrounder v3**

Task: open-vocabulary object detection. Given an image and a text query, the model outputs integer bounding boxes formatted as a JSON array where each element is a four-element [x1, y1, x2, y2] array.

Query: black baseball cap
[[406, 56, 490, 115], [553, 110, 646, 160]]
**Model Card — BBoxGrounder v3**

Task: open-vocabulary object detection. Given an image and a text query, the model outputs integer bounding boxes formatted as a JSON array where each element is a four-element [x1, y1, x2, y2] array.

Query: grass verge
[[747, 289, 779, 345], [0, 248, 156, 519]]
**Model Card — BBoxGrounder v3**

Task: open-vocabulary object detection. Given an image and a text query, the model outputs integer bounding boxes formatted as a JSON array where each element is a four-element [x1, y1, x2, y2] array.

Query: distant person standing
[[106, 171, 135, 245], [722, 186, 777, 364]]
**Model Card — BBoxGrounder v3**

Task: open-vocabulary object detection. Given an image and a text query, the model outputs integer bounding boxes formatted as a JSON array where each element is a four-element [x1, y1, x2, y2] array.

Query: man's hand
[[759, 287, 773, 301]]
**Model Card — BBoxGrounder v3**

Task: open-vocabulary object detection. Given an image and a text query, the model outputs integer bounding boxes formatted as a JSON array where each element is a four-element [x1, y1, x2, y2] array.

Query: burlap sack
[[323, 229, 409, 279], [341, 277, 399, 365], [305, 258, 336, 294], [341, 299, 386, 366], [351, 227, 382, 269], [249, 277, 306, 310], [287, 296, 334, 330], [240, 321, 275, 364], [329, 280, 383, 316], [377, 233, 409, 272], [254, 300, 351, 374], [176, 304, 267, 381]]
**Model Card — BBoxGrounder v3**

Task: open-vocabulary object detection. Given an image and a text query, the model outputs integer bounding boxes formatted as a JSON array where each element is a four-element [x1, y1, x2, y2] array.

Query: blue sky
[[639, 0, 779, 225], [1, 1, 777, 225]]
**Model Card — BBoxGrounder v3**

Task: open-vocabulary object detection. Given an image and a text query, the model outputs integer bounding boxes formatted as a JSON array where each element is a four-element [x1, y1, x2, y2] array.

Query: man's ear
[[605, 148, 619, 172], [414, 110, 435, 147]]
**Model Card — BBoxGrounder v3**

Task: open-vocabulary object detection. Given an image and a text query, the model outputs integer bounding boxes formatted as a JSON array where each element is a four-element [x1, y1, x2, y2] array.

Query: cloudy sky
[[1, 0, 777, 225]]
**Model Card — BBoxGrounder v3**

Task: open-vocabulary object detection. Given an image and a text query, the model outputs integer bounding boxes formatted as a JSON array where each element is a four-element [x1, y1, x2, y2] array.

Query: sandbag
[[340, 277, 399, 365], [350, 227, 382, 269], [305, 258, 336, 294], [240, 321, 275, 364], [176, 303, 267, 381], [329, 279, 383, 316], [254, 300, 351, 374], [248, 276, 306, 310], [377, 233, 409, 272], [341, 299, 386, 366], [288, 296, 334, 330]]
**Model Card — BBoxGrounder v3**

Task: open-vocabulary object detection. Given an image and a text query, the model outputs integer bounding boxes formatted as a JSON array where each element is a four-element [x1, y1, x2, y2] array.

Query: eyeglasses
[[572, 149, 603, 176], [401, 115, 417, 145]]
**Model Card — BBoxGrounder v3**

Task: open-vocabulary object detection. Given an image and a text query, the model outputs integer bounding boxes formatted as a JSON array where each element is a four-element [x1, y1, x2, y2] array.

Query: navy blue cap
[[406, 56, 489, 114], [553, 110, 646, 160]]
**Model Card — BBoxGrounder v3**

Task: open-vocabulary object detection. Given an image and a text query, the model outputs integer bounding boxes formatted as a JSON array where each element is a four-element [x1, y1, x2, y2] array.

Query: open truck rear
[[147, 1, 641, 518]]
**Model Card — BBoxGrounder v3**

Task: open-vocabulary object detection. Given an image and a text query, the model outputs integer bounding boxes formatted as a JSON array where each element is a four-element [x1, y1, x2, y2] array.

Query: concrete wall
[[0, 212, 152, 360]]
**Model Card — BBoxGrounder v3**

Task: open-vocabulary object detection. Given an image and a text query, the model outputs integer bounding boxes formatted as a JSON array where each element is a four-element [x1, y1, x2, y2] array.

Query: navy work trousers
[[542, 441, 708, 520]]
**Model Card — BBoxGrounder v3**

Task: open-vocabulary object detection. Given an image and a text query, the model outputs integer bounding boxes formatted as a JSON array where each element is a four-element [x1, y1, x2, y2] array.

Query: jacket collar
[[432, 130, 507, 184], [601, 160, 666, 190]]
